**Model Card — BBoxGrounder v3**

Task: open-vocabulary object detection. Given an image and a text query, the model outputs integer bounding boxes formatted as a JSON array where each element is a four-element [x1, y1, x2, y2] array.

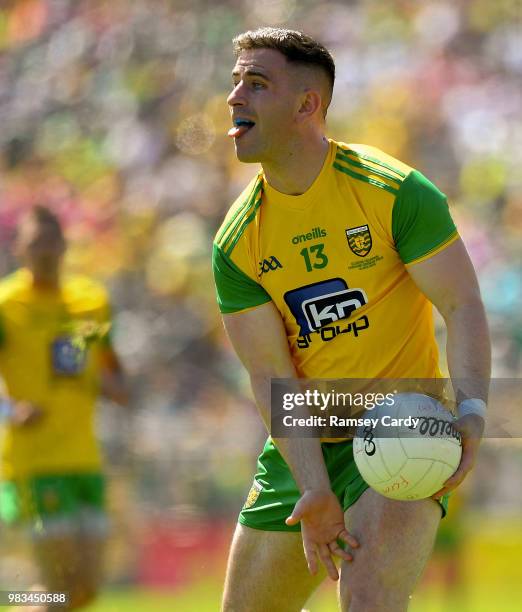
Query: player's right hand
[[10, 401, 43, 427], [432, 412, 484, 499], [285, 488, 359, 581]]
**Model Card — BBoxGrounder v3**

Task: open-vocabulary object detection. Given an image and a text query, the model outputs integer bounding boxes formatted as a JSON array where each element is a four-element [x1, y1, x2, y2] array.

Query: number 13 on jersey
[[300, 243, 329, 272]]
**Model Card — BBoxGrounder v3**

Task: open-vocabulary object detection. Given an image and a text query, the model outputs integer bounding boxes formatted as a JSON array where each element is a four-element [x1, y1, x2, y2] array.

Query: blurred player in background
[[213, 28, 490, 611], [0, 206, 128, 610]]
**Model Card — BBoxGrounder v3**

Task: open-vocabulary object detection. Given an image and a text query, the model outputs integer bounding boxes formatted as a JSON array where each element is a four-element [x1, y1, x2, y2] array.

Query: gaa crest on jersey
[[346, 225, 372, 257], [243, 480, 263, 509], [51, 336, 87, 376]]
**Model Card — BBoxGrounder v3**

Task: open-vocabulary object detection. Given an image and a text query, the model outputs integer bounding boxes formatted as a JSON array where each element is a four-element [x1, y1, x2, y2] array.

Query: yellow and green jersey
[[213, 139, 458, 379], [0, 269, 111, 479]]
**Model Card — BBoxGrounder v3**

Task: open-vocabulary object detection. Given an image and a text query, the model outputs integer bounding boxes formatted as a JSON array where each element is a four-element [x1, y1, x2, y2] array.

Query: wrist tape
[[458, 398, 487, 419]]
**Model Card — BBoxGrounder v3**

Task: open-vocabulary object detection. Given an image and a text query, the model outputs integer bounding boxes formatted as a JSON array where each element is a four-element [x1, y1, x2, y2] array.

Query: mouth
[[228, 118, 256, 139]]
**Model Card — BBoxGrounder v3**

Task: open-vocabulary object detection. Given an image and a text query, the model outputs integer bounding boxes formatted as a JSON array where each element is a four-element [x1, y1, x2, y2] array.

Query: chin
[[234, 141, 266, 164], [236, 147, 261, 164], [235, 151, 262, 163]]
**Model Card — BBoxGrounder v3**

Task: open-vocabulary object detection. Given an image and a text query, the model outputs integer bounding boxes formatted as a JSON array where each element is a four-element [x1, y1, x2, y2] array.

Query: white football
[[353, 393, 462, 500]]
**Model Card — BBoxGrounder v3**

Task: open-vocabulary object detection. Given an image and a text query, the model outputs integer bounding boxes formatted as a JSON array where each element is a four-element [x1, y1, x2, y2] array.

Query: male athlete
[[0, 207, 128, 610], [213, 28, 490, 611]]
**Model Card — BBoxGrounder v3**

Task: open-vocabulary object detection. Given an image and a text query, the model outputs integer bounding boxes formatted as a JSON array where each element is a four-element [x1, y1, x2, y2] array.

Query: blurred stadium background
[[0, 0, 521, 610]]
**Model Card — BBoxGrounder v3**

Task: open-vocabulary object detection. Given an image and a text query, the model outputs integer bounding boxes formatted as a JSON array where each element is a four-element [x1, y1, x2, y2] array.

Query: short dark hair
[[22, 205, 65, 241], [29, 205, 63, 231], [232, 27, 335, 110]]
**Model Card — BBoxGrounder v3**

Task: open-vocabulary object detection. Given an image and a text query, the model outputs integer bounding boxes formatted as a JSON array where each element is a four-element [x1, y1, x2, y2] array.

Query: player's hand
[[432, 413, 485, 499], [10, 401, 43, 427], [285, 489, 359, 581]]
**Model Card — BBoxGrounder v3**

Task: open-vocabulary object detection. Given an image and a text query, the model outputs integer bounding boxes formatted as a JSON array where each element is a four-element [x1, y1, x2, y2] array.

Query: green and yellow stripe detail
[[216, 178, 263, 256], [405, 230, 459, 266], [333, 146, 406, 196]]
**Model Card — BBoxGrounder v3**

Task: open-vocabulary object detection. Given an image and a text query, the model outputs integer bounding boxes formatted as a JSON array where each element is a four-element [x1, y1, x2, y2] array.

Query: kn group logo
[[284, 278, 367, 335], [259, 255, 283, 275]]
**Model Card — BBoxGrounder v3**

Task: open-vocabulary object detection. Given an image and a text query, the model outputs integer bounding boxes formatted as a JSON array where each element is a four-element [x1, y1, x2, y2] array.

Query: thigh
[[32, 524, 106, 608], [222, 523, 326, 612], [76, 526, 107, 588], [32, 521, 106, 604], [30, 474, 107, 595], [339, 488, 441, 612], [33, 533, 81, 589], [71, 532, 106, 608], [32, 532, 103, 610]]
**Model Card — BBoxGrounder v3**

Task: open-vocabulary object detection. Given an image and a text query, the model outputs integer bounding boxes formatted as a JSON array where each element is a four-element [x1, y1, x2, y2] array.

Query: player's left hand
[[285, 488, 359, 581], [432, 413, 485, 499], [10, 401, 43, 427]]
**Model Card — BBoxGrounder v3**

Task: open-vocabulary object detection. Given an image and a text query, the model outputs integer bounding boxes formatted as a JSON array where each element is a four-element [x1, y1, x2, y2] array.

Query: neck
[[262, 132, 329, 195], [29, 269, 61, 291]]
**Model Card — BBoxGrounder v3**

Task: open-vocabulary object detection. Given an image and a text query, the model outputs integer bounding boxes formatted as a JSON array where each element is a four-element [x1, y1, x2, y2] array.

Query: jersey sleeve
[[100, 300, 113, 346], [93, 283, 114, 347], [212, 243, 271, 314], [77, 278, 113, 347], [0, 311, 4, 348], [392, 170, 458, 265]]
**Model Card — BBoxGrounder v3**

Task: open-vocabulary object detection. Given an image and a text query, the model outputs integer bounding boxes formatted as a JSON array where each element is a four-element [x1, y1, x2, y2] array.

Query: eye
[[252, 81, 265, 90]]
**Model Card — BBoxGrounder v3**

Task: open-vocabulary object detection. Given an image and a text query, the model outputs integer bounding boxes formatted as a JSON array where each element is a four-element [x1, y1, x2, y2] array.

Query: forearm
[[99, 347, 129, 406], [445, 298, 491, 404], [251, 373, 331, 492], [431, 298, 491, 497], [100, 370, 129, 406], [0, 395, 42, 426], [222, 304, 332, 493]]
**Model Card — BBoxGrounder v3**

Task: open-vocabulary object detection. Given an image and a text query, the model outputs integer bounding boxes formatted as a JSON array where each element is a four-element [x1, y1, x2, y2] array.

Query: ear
[[295, 89, 323, 124]]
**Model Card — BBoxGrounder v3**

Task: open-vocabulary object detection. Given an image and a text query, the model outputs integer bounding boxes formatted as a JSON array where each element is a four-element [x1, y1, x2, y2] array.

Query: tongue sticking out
[[228, 125, 251, 138]]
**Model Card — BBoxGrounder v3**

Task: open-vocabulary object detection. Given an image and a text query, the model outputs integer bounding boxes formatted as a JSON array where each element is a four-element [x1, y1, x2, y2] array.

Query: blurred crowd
[[0, 0, 521, 578]]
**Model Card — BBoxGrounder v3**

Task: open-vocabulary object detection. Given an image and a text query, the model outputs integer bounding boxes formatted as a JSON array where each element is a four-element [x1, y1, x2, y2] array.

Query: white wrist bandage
[[458, 398, 487, 419]]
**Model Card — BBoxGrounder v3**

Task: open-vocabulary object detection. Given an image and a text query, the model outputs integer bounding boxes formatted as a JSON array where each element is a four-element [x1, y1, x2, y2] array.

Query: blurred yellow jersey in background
[[0, 269, 111, 479], [213, 139, 458, 379]]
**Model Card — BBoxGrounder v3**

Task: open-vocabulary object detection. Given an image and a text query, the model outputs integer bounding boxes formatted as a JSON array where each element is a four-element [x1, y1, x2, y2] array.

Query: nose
[[227, 81, 246, 108]]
